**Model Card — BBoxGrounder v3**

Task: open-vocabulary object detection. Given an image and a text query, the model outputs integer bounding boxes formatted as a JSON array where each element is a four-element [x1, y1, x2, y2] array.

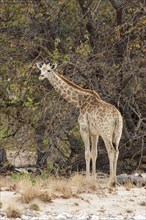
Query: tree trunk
[[0, 148, 7, 166], [77, 0, 98, 53], [36, 148, 48, 168], [0, 148, 15, 173], [35, 119, 48, 168]]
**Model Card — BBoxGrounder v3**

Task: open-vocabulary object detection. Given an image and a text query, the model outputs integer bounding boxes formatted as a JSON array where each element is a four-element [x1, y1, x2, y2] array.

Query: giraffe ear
[[44, 58, 50, 64], [36, 62, 43, 69], [51, 63, 57, 70]]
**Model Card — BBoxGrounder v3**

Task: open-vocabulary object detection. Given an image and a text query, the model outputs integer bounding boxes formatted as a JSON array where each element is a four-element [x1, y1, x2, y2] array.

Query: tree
[[0, 0, 145, 174]]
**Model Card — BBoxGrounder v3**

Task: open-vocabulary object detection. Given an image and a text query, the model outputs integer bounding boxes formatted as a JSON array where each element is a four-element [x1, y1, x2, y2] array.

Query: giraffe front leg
[[91, 135, 99, 180], [85, 145, 91, 179], [80, 127, 91, 179]]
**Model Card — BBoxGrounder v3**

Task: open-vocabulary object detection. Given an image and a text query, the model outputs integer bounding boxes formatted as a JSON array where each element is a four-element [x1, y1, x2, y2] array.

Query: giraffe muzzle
[[39, 75, 45, 80]]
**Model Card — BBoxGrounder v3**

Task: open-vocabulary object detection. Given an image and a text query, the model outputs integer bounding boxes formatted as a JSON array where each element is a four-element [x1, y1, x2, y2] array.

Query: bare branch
[[108, 0, 129, 9]]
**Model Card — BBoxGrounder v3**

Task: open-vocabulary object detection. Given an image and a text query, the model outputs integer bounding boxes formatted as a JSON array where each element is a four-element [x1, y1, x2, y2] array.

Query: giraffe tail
[[112, 111, 123, 150]]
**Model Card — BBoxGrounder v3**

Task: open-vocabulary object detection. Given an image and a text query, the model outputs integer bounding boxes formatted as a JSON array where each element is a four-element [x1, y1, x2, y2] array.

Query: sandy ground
[[2, 151, 145, 219], [0, 184, 146, 220]]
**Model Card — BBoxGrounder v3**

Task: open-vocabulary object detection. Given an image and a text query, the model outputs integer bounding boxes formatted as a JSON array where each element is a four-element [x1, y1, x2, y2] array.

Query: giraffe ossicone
[[37, 62, 123, 187]]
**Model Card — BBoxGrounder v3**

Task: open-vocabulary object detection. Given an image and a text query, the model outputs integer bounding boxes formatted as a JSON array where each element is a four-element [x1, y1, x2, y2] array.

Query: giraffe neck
[[47, 71, 100, 108]]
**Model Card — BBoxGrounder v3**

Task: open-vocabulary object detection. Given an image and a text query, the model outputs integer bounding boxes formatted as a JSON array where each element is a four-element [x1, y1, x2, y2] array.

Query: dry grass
[[18, 180, 41, 203], [0, 176, 18, 196], [45, 174, 99, 197], [49, 178, 73, 198], [139, 201, 146, 206], [2, 173, 99, 204], [6, 202, 23, 218], [74, 202, 79, 206], [123, 178, 145, 190], [38, 191, 52, 202], [0, 177, 5, 190], [124, 180, 134, 190], [70, 174, 99, 193], [17, 174, 99, 203], [0, 202, 2, 209], [0, 175, 19, 191], [30, 203, 40, 211], [125, 208, 133, 213], [18, 180, 52, 203], [0, 176, 9, 190]]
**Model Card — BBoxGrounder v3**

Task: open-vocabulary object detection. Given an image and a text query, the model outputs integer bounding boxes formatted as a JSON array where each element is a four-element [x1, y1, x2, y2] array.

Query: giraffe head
[[36, 62, 57, 80]]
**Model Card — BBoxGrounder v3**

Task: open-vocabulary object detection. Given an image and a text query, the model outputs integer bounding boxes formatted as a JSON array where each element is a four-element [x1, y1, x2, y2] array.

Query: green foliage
[[0, 127, 9, 140], [43, 137, 49, 146], [24, 96, 39, 110], [11, 172, 47, 186], [11, 172, 37, 185], [40, 163, 60, 179]]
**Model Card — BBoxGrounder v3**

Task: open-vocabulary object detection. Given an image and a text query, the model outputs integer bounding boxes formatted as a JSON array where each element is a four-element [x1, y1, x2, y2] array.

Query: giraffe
[[36, 61, 123, 187]]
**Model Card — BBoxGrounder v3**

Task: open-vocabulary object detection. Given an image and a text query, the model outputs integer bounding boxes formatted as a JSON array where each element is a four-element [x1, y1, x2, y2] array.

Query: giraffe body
[[37, 62, 123, 187], [78, 95, 123, 186]]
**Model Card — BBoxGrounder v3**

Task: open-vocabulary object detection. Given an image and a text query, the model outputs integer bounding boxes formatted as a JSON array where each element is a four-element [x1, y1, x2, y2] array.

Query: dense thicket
[[0, 0, 146, 174]]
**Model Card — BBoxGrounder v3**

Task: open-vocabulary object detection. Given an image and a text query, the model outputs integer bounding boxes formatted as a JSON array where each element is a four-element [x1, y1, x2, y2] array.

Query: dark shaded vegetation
[[0, 0, 146, 175]]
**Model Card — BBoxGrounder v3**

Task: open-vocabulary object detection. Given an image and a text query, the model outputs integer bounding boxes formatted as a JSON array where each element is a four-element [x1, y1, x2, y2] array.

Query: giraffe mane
[[55, 71, 100, 99]]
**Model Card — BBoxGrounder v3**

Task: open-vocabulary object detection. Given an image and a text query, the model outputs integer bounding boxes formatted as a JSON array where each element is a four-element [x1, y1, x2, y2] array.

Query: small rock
[[100, 217, 108, 220], [0, 215, 9, 220], [77, 214, 88, 220], [47, 215, 54, 220], [134, 215, 146, 220], [30, 204, 40, 211], [21, 215, 30, 220], [91, 215, 99, 220], [55, 214, 67, 220], [62, 212, 72, 218], [38, 214, 49, 220]]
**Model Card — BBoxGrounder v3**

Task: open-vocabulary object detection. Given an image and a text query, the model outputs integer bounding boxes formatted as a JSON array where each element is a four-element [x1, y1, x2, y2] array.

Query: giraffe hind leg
[[104, 140, 119, 187]]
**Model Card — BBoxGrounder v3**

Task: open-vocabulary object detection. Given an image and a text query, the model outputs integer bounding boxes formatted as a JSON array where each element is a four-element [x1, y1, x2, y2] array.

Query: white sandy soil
[[0, 185, 146, 220]]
